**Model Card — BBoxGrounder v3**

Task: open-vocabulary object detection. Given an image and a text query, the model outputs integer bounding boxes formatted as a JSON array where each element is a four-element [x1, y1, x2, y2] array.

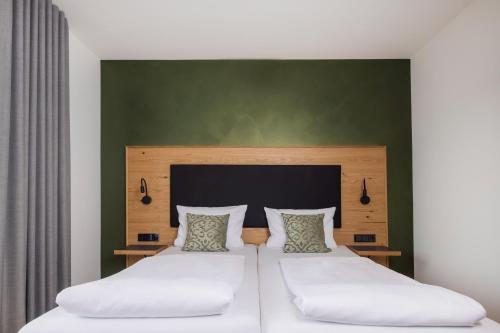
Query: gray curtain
[[0, 0, 71, 332]]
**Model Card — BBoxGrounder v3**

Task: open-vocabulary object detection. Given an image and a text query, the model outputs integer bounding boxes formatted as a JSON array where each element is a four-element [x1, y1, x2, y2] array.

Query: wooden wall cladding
[[126, 146, 388, 247]]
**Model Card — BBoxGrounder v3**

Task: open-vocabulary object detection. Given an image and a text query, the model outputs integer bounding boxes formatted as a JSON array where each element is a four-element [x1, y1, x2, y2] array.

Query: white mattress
[[19, 245, 260, 333], [258, 245, 500, 333]]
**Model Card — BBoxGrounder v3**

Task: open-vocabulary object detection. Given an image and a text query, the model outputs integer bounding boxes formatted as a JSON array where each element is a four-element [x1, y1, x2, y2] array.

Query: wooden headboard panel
[[126, 146, 388, 247]]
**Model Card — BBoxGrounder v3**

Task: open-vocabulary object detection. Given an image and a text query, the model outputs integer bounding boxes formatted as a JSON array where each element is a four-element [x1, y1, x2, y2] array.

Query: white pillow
[[265, 207, 337, 249], [174, 205, 247, 248]]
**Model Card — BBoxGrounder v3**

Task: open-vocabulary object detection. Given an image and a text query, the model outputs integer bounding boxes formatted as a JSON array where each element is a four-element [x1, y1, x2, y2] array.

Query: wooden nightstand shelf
[[347, 245, 401, 267], [114, 245, 168, 267]]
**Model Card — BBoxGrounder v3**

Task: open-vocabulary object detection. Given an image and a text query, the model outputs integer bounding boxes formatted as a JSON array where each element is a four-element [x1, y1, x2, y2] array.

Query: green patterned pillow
[[282, 213, 331, 253], [182, 213, 229, 252]]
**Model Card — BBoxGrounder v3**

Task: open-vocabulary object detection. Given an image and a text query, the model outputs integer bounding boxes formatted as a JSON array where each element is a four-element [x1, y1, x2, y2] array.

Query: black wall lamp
[[140, 178, 152, 205], [360, 178, 371, 205]]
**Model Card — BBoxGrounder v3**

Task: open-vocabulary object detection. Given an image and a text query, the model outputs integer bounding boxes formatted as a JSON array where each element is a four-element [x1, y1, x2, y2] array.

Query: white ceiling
[[53, 0, 471, 60]]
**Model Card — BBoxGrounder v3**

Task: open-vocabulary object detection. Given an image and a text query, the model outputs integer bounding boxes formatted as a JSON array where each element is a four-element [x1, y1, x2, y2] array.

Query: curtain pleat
[[0, 0, 71, 332]]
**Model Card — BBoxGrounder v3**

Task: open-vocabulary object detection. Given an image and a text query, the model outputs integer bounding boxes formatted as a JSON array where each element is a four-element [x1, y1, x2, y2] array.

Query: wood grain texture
[[347, 246, 401, 257], [114, 246, 167, 256], [114, 245, 168, 267], [125, 146, 389, 248], [126, 255, 144, 267]]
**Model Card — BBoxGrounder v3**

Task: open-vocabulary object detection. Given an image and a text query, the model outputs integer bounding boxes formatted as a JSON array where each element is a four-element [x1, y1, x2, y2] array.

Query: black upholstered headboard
[[170, 164, 341, 228]]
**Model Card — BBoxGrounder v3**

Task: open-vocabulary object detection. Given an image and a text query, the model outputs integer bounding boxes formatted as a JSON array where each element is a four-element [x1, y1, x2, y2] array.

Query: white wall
[[412, 0, 500, 321], [69, 31, 101, 285]]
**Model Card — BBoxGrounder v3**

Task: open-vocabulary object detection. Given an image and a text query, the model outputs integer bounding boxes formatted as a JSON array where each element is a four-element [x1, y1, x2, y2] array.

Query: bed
[[20, 149, 499, 332], [258, 244, 500, 333], [19, 245, 260, 333]]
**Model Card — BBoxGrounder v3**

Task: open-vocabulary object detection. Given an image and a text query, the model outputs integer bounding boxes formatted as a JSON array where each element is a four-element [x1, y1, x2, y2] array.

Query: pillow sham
[[174, 205, 247, 248], [182, 213, 229, 252], [282, 213, 331, 253], [264, 207, 337, 249]]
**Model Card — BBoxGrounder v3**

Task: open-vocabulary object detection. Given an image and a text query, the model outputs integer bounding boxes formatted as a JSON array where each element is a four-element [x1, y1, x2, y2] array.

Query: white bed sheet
[[258, 245, 500, 333], [19, 245, 260, 333]]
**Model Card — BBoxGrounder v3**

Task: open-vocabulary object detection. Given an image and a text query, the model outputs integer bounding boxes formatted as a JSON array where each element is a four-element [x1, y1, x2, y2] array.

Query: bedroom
[[0, 0, 499, 332]]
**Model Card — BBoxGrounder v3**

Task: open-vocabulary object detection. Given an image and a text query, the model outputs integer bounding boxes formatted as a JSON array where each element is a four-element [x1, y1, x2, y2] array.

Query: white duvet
[[280, 257, 486, 327], [57, 254, 245, 318]]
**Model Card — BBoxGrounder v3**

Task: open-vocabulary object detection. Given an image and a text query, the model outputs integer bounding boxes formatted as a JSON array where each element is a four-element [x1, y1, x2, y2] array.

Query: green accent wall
[[101, 60, 413, 277]]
